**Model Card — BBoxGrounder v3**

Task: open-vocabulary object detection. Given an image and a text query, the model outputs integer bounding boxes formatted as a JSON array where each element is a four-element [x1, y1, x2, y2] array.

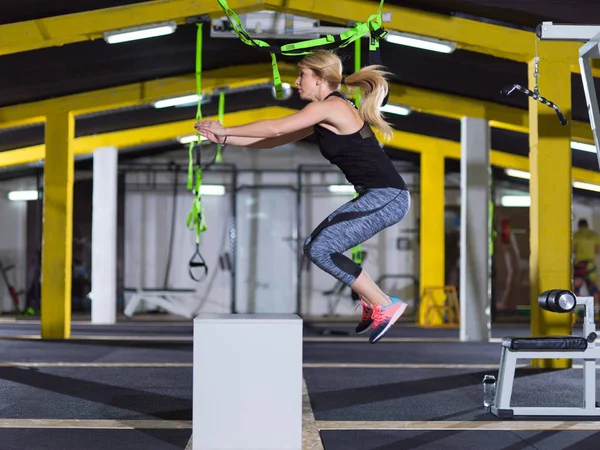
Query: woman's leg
[[353, 271, 392, 306], [303, 188, 410, 306]]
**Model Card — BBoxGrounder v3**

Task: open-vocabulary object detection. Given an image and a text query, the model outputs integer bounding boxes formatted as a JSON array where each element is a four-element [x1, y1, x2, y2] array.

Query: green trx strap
[[216, 0, 387, 98], [186, 22, 209, 282], [350, 38, 362, 266], [354, 37, 361, 108]]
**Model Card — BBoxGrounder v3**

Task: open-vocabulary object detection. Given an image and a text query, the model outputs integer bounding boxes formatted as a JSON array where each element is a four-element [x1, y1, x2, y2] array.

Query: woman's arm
[[195, 102, 330, 139], [201, 127, 314, 149], [245, 127, 314, 148]]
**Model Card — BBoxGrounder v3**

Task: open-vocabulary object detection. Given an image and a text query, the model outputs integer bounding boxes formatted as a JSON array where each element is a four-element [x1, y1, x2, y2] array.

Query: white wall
[[124, 170, 233, 314], [121, 143, 423, 318]]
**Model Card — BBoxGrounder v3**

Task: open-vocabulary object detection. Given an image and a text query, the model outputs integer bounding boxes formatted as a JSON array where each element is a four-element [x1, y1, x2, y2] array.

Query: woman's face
[[295, 66, 321, 101]]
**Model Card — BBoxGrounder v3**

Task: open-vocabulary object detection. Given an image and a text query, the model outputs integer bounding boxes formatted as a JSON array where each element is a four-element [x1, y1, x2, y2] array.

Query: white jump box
[[193, 313, 303, 450]]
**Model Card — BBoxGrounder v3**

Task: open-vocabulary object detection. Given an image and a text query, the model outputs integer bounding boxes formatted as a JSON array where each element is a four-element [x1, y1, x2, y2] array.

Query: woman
[[194, 50, 411, 344]]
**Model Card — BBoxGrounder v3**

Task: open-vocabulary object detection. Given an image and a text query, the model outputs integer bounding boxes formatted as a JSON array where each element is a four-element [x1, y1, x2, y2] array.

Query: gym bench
[[491, 290, 600, 418]]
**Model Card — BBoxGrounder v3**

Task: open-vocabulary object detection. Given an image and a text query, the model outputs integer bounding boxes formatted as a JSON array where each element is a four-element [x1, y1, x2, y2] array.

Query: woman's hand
[[194, 120, 226, 138], [198, 129, 226, 144]]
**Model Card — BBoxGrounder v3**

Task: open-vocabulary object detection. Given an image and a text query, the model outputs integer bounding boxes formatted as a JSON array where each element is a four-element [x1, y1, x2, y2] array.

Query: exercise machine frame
[[492, 294, 599, 418], [536, 22, 600, 168]]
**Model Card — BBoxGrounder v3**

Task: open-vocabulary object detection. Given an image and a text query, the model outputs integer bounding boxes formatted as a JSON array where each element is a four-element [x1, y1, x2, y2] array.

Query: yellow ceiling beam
[[0, 0, 597, 79], [0, 61, 594, 144], [0, 146, 44, 167], [0, 0, 264, 56], [2, 105, 598, 186], [0, 107, 291, 168], [0, 64, 276, 129]]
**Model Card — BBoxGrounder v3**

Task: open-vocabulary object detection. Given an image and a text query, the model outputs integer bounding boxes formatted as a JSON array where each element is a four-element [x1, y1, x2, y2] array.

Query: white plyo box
[[193, 313, 303, 450]]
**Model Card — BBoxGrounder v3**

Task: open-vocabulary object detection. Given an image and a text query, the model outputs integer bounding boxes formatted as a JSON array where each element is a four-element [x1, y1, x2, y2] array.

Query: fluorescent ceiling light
[[504, 169, 531, 180], [201, 185, 226, 196], [501, 195, 531, 207], [571, 140, 597, 153], [380, 104, 412, 116], [154, 94, 200, 109], [104, 21, 177, 44], [328, 185, 356, 194], [178, 134, 208, 145], [573, 181, 600, 192], [505, 169, 600, 193], [8, 190, 38, 201], [384, 31, 456, 53]]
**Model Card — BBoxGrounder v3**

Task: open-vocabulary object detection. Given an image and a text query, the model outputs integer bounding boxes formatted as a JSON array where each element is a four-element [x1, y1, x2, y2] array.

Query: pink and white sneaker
[[354, 300, 374, 334], [369, 296, 408, 344]]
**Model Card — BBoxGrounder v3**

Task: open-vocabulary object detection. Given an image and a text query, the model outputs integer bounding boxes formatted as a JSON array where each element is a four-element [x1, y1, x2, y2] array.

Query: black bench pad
[[502, 336, 588, 351]]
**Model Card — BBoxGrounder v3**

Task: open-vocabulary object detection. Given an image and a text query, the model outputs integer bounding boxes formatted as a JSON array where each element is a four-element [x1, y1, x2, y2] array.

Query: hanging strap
[[185, 22, 210, 282], [216, 0, 387, 99], [350, 40, 363, 265], [500, 46, 567, 126]]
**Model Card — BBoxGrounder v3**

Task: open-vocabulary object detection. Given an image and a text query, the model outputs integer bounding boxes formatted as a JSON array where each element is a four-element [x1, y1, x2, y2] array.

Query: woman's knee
[[303, 238, 332, 267], [302, 236, 313, 259]]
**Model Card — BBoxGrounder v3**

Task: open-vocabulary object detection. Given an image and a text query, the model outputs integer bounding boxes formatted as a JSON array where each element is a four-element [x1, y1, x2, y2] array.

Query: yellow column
[[528, 52, 573, 368], [41, 111, 75, 339], [418, 147, 446, 325]]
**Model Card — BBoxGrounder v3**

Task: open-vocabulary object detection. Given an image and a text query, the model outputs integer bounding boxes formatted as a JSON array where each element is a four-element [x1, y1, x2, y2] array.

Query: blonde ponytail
[[299, 50, 393, 141], [343, 65, 393, 141]]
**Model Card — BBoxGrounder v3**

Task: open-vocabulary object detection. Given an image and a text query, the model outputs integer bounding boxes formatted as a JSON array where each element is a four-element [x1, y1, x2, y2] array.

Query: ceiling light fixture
[[383, 31, 457, 54], [505, 169, 600, 193], [573, 181, 600, 193], [571, 140, 597, 153], [500, 195, 531, 207], [380, 103, 412, 116], [154, 94, 201, 109], [104, 21, 177, 44], [200, 185, 226, 196], [7, 190, 39, 201], [178, 134, 208, 145], [328, 185, 356, 194], [504, 169, 531, 180]]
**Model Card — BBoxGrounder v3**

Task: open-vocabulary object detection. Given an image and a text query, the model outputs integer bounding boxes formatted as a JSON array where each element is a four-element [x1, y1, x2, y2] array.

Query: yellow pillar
[[528, 51, 573, 368], [418, 147, 446, 325], [41, 111, 75, 339]]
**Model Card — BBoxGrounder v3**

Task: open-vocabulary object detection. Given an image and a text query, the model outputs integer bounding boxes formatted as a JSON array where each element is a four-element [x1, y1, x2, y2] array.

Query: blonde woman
[[195, 50, 410, 344]]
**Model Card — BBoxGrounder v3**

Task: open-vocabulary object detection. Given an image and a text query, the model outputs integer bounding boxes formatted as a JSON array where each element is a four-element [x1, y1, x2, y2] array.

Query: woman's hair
[[299, 49, 393, 141]]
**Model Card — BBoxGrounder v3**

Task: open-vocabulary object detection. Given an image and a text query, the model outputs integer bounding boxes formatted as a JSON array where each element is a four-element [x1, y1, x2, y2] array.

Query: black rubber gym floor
[[320, 430, 600, 450], [0, 429, 191, 450], [0, 318, 595, 449]]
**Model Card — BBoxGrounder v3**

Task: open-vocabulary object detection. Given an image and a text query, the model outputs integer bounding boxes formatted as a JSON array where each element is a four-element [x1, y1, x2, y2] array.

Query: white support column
[[91, 146, 118, 324], [460, 117, 491, 341]]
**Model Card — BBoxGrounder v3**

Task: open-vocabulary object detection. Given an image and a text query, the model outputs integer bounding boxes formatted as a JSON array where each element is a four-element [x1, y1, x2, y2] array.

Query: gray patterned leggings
[[303, 187, 411, 286]]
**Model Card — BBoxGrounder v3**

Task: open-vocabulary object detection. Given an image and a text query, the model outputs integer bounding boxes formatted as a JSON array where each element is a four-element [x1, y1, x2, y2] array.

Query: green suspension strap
[[216, 0, 387, 98], [186, 22, 209, 282], [354, 37, 361, 107], [351, 37, 363, 267]]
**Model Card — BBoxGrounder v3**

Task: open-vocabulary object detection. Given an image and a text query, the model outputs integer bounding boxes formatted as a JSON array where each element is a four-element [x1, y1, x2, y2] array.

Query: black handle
[[189, 244, 209, 282], [501, 84, 568, 126]]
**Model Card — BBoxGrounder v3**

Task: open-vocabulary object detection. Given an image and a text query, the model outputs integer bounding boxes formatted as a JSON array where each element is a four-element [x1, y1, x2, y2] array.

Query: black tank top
[[313, 91, 407, 190]]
